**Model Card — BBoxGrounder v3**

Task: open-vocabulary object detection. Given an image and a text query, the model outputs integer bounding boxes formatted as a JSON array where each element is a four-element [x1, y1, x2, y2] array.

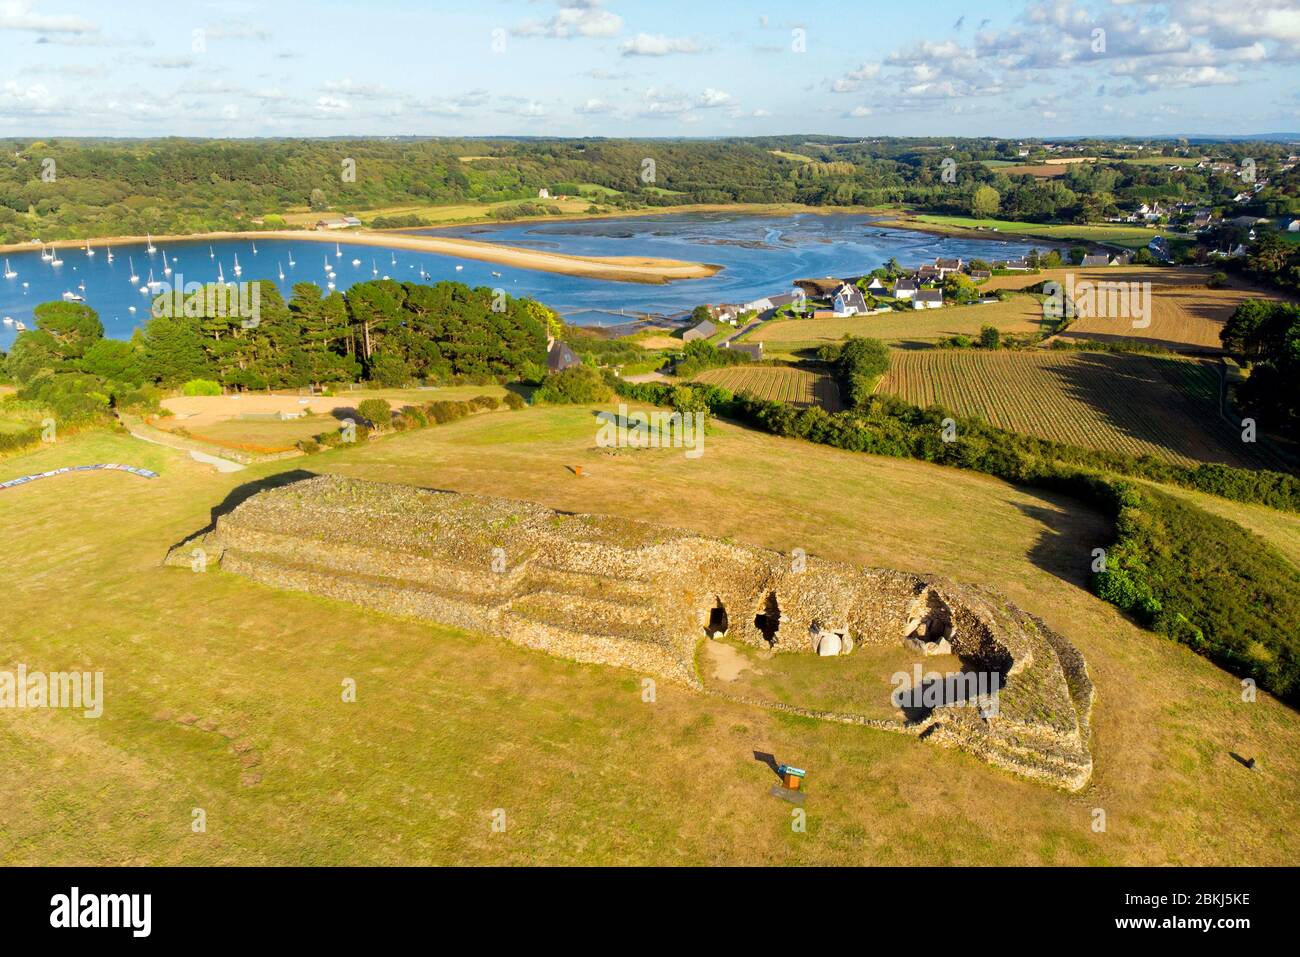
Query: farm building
[[724, 342, 763, 360], [1080, 254, 1110, 267], [969, 270, 992, 282], [913, 290, 944, 310], [682, 320, 716, 342]]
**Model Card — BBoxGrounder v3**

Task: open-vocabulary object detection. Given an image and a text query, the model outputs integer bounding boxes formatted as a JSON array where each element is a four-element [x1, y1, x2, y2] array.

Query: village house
[[995, 259, 1031, 272], [913, 289, 943, 310], [969, 269, 992, 282], [1080, 253, 1110, 267], [865, 276, 889, 292], [538, 188, 551, 199], [935, 257, 963, 278], [832, 283, 868, 317], [682, 319, 716, 342], [893, 278, 918, 300], [546, 338, 581, 373], [916, 264, 941, 283]]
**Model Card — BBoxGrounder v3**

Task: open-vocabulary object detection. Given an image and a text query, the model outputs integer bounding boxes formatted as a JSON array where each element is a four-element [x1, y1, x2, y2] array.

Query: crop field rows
[[880, 349, 1290, 470], [693, 365, 843, 412]]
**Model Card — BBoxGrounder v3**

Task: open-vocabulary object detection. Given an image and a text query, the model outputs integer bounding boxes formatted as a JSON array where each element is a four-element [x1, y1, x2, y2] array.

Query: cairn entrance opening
[[754, 592, 781, 646]]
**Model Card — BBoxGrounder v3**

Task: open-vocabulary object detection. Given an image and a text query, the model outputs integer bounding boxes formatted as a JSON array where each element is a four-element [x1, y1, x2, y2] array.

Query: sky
[[0, 0, 1298, 139]]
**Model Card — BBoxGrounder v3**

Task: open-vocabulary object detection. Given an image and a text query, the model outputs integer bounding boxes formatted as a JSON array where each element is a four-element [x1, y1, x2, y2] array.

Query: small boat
[[146, 233, 156, 253], [371, 259, 378, 276], [327, 280, 336, 290], [21, 282, 28, 288], [209, 245, 215, 260], [128, 257, 139, 283], [278, 263, 285, 281], [335, 243, 342, 257], [391, 252, 396, 265], [351, 258, 361, 266], [491, 271, 502, 278], [106, 245, 114, 262], [2, 316, 12, 325], [455, 264, 463, 271], [288, 250, 296, 267], [162, 251, 172, 276], [382, 274, 390, 280], [128, 305, 137, 313], [15, 321, 26, 331], [40, 245, 52, 262], [85, 241, 94, 257], [62, 291, 84, 301], [233, 253, 242, 277], [139, 285, 149, 294], [147, 269, 163, 289], [251, 240, 258, 255], [50, 253, 64, 266], [217, 262, 225, 283], [3, 260, 16, 279]]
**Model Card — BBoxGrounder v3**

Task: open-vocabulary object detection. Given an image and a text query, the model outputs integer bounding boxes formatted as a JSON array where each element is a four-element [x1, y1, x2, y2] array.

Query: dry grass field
[[880, 349, 1285, 469], [693, 365, 842, 411], [983, 267, 1284, 351], [1, 409, 1298, 865], [750, 297, 1050, 354]]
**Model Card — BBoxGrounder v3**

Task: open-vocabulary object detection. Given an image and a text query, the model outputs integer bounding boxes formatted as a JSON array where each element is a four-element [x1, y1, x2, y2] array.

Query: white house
[[913, 289, 943, 310], [538, 188, 551, 199], [832, 283, 867, 317], [893, 278, 918, 301]]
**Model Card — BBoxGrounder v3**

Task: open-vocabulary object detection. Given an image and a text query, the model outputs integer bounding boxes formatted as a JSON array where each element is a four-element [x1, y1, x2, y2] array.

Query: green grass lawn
[[911, 214, 1163, 249], [1, 411, 1297, 864]]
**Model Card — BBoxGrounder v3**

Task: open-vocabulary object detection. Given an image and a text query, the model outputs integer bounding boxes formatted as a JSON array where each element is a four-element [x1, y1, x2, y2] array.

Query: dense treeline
[[1221, 299, 1300, 444], [610, 343, 1300, 702], [2, 136, 1296, 244], [1, 281, 552, 418]]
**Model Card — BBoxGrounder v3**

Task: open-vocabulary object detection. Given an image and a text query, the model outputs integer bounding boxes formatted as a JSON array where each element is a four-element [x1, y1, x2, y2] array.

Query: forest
[[2, 136, 1297, 244]]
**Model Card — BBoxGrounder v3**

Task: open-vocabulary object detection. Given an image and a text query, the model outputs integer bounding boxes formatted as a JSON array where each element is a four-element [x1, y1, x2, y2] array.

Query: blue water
[[0, 212, 1037, 349]]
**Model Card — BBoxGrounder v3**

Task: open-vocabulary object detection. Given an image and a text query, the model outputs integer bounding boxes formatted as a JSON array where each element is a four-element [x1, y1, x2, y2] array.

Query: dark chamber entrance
[[753, 592, 781, 646]]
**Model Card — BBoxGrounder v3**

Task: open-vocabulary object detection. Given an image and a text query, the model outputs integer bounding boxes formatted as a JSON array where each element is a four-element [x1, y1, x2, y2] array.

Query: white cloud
[[696, 88, 733, 108], [621, 33, 701, 56], [513, 1, 622, 39], [0, 1, 96, 33], [575, 98, 613, 114]]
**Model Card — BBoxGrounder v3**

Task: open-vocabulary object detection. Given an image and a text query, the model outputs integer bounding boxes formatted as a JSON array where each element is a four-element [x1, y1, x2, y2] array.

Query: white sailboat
[[3, 260, 16, 279], [147, 268, 163, 289], [162, 251, 172, 276], [287, 249, 296, 267], [128, 257, 139, 283], [371, 259, 378, 276], [251, 240, 258, 255], [217, 261, 225, 283], [327, 281, 336, 290], [351, 258, 361, 266], [391, 252, 396, 266], [233, 253, 242, 277], [15, 321, 26, 331], [85, 241, 95, 257], [2, 316, 12, 325], [106, 245, 114, 263], [335, 243, 341, 257], [209, 245, 215, 260], [62, 290, 84, 302], [455, 264, 463, 271], [278, 262, 285, 281], [40, 245, 52, 262], [146, 233, 157, 254], [50, 250, 64, 266]]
